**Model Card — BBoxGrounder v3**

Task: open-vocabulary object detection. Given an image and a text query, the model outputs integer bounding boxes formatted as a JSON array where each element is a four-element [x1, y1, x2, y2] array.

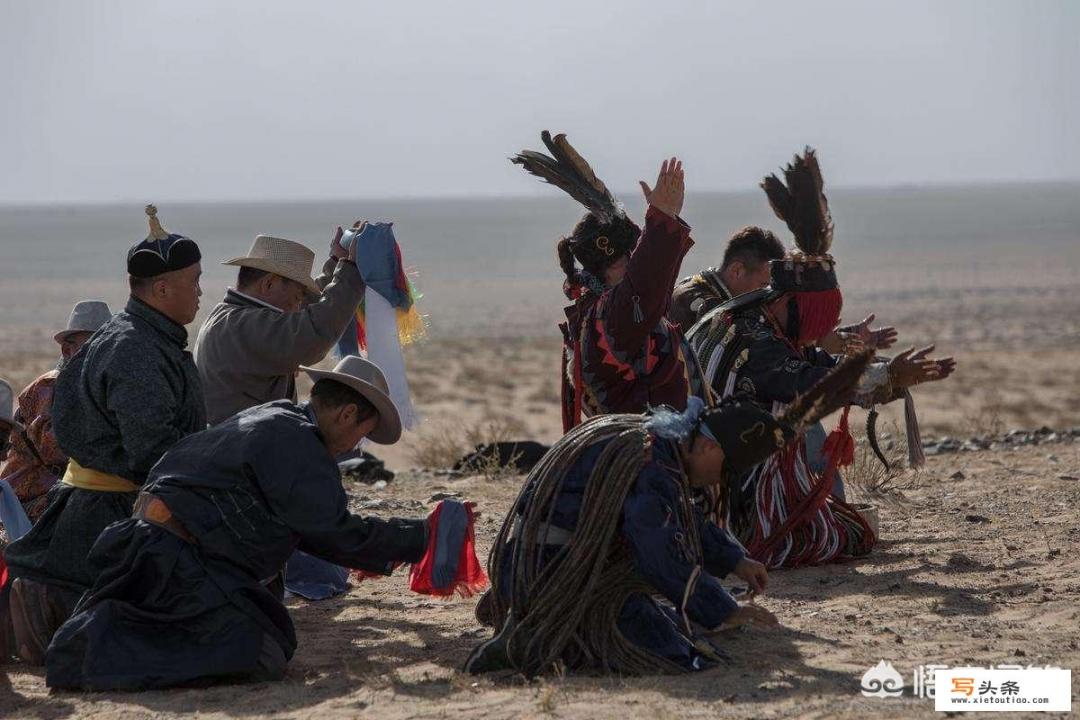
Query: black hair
[[721, 226, 785, 272], [128, 274, 157, 297], [556, 212, 641, 297], [237, 266, 272, 289], [309, 378, 378, 425]]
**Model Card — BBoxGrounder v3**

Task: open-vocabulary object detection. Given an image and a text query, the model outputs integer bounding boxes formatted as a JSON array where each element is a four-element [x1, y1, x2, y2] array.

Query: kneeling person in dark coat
[[47, 356, 439, 690]]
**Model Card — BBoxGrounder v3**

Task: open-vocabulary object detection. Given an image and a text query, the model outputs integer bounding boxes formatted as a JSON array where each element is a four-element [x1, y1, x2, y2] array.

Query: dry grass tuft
[[845, 422, 923, 501], [408, 414, 530, 474]]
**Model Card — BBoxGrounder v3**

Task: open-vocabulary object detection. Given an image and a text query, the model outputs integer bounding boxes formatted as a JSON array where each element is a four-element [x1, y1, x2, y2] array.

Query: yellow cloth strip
[[61, 458, 139, 492]]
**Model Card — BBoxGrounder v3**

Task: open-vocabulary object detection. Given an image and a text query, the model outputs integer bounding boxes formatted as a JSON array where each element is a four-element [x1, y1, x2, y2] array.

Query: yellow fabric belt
[[61, 458, 139, 493]]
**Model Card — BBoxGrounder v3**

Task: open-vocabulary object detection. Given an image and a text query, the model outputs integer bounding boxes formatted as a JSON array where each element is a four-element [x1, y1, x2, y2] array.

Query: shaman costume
[[3, 208, 204, 662], [512, 131, 704, 431], [687, 149, 901, 568], [467, 355, 868, 677]]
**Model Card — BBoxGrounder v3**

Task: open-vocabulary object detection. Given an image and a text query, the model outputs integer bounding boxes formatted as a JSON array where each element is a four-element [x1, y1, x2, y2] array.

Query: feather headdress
[[511, 131, 623, 223], [761, 147, 834, 258]]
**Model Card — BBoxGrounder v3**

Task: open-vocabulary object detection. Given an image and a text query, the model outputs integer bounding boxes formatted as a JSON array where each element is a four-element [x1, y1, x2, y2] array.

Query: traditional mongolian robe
[[689, 302, 895, 567], [0, 370, 65, 524], [4, 297, 205, 594], [560, 207, 705, 431], [483, 426, 745, 674], [46, 401, 428, 690], [194, 257, 364, 426]]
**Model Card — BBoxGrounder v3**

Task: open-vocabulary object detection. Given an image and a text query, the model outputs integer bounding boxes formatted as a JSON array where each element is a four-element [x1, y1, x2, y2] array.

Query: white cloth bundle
[[362, 288, 419, 430]]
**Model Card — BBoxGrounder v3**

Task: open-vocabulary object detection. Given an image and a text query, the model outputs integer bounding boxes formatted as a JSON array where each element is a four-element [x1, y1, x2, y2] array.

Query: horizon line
[[2, 176, 1079, 209]]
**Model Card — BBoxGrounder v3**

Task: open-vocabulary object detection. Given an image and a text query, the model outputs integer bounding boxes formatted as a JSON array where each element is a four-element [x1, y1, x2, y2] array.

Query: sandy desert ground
[[2, 284, 1079, 718]]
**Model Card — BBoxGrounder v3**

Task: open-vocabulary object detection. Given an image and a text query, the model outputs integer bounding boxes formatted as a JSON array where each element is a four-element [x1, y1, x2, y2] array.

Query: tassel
[[0, 552, 7, 591], [822, 405, 855, 468], [794, 289, 842, 345], [396, 304, 426, 346], [903, 389, 926, 468], [409, 500, 488, 598], [632, 294, 644, 324]]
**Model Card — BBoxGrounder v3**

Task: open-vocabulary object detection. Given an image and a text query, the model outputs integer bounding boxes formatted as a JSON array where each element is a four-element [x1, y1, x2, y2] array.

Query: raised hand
[[347, 220, 367, 264], [888, 345, 948, 388], [639, 157, 685, 219], [935, 356, 957, 381], [852, 313, 898, 351], [329, 226, 347, 260]]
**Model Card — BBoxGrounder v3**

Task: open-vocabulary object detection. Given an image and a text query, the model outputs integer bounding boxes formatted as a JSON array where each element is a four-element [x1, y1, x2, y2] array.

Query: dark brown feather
[[760, 146, 834, 256], [777, 349, 872, 433], [511, 131, 621, 223]]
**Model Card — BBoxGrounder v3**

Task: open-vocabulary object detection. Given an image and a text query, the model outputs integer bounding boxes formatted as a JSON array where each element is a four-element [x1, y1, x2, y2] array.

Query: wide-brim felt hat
[[223, 235, 320, 295], [301, 356, 402, 445], [54, 300, 112, 344]]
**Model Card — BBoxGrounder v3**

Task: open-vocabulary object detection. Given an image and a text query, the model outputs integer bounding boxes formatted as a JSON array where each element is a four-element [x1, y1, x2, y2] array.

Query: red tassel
[[0, 552, 7, 590], [794, 289, 843, 345], [409, 501, 488, 598], [823, 405, 855, 468]]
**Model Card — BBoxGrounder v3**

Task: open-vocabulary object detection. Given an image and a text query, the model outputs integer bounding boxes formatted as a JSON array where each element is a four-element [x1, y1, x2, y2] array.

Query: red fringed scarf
[[409, 501, 488, 598], [794, 288, 843, 346], [351, 502, 488, 599]]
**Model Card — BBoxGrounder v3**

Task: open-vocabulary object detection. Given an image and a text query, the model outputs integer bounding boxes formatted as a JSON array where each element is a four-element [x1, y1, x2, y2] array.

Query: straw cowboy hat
[[54, 300, 112, 344], [301, 356, 402, 444], [1, 378, 24, 431], [223, 235, 320, 295]]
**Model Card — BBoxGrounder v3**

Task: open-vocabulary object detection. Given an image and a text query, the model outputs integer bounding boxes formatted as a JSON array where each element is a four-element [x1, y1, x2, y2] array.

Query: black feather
[[511, 131, 622, 223], [760, 147, 834, 256]]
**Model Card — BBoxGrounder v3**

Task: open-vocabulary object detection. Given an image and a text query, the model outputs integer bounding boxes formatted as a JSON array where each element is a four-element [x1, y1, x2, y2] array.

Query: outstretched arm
[[604, 159, 693, 354]]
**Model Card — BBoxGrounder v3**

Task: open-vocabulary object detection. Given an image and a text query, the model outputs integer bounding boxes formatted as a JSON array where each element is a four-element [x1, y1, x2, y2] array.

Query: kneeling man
[[47, 356, 454, 690]]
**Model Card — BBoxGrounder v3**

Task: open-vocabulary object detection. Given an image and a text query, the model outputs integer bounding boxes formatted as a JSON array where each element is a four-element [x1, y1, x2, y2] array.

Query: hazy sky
[[2, 1, 1077, 204]]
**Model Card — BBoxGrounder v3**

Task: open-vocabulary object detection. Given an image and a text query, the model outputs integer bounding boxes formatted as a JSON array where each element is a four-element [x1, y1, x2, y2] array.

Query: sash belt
[[61, 458, 139, 492], [133, 492, 195, 544]]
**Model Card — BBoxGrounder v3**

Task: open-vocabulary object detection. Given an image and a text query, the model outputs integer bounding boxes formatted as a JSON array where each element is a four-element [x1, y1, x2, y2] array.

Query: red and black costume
[[559, 207, 705, 431], [510, 131, 705, 432]]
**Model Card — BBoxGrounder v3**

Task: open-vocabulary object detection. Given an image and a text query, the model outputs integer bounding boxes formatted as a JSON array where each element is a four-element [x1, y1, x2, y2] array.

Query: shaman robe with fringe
[[46, 401, 427, 690], [560, 207, 705, 431], [689, 304, 896, 567], [494, 436, 745, 671]]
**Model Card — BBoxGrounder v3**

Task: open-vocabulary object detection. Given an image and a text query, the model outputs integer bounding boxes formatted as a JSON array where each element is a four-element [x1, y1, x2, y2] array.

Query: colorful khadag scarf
[[336, 222, 425, 352], [335, 222, 425, 429]]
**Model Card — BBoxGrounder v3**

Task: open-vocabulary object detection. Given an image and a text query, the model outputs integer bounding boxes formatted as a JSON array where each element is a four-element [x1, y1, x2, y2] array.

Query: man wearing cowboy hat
[[46, 356, 467, 690], [194, 226, 367, 426], [0, 301, 112, 527], [4, 207, 205, 665]]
